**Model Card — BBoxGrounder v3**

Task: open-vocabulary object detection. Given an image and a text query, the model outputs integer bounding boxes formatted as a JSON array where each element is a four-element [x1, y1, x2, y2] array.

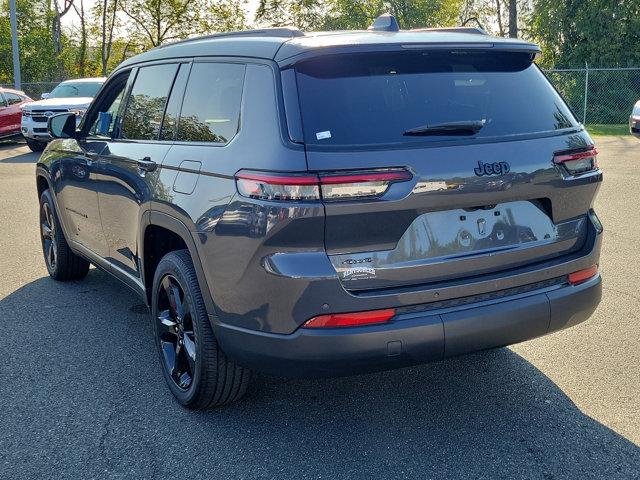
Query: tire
[[39, 189, 90, 281], [152, 250, 250, 409], [26, 138, 46, 152]]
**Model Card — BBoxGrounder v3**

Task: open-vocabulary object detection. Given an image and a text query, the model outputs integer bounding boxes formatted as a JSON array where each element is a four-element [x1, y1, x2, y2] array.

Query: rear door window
[[121, 63, 179, 141], [295, 51, 579, 148], [4, 93, 22, 105], [159, 64, 190, 141], [176, 62, 245, 144]]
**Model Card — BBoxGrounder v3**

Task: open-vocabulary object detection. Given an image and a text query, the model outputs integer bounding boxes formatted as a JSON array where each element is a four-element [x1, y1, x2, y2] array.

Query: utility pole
[[9, 0, 22, 90], [583, 63, 589, 124], [508, 0, 517, 38]]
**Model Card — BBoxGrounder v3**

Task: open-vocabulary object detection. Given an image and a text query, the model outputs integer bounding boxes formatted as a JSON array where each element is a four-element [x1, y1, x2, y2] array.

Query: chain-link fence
[[3, 68, 640, 126], [0, 82, 59, 100], [544, 67, 640, 125]]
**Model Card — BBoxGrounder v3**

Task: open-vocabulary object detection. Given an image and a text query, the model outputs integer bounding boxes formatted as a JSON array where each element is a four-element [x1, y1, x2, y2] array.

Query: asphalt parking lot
[[0, 137, 639, 480]]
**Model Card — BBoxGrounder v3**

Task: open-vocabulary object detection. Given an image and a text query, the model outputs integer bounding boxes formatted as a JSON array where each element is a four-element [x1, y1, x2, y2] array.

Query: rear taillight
[[235, 169, 412, 202], [568, 265, 598, 285], [319, 170, 412, 200], [553, 146, 599, 175], [303, 308, 396, 328], [235, 172, 320, 201]]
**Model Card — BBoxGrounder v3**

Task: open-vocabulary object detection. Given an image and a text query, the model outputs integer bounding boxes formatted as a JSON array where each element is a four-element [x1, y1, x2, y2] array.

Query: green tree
[[120, 0, 247, 48], [0, 0, 60, 83], [256, 0, 463, 31], [120, 0, 199, 46], [530, 0, 640, 67], [255, 0, 323, 29], [71, 0, 88, 76], [91, 0, 120, 76], [201, 0, 248, 32], [459, 0, 529, 37], [325, 0, 462, 30]]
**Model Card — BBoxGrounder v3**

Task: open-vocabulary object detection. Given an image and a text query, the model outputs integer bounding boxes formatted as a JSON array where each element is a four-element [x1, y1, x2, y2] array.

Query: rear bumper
[[213, 274, 601, 377]]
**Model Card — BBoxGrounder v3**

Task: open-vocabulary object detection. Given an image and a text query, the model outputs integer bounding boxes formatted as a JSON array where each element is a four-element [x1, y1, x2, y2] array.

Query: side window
[[87, 72, 130, 139], [0, 94, 7, 107], [159, 64, 190, 141], [176, 63, 245, 144], [4, 93, 22, 105], [121, 63, 178, 141]]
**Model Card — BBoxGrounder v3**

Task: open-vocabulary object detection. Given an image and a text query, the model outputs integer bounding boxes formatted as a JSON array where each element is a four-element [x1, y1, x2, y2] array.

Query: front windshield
[[49, 81, 103, 99]]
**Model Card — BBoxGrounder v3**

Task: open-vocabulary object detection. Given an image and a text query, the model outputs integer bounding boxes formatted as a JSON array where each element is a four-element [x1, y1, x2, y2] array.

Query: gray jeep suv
[[36, 16, 603, 409]]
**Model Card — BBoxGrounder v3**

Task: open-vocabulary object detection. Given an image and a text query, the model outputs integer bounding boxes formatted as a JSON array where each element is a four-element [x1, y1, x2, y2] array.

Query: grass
[[586, 124, 629, 136]]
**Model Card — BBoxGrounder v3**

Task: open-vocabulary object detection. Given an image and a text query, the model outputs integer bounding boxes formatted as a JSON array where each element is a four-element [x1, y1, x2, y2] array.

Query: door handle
[[136, 157, 157, 172]]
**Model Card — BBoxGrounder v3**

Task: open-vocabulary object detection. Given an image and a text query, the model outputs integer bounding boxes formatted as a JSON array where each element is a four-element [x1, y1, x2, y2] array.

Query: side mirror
[[48, 112, 77, 139], [41, 93, 50, 100]]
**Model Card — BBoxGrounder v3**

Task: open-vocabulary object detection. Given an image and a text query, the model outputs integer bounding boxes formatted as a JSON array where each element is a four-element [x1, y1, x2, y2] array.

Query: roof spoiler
[[367, 14, 488, 36], [411, 27, 489, 35]]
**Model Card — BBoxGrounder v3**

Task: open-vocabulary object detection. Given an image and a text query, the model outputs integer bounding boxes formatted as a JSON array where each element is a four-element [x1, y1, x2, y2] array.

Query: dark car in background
[[0, 87, 32, 140], [36, 15, 603, 409]]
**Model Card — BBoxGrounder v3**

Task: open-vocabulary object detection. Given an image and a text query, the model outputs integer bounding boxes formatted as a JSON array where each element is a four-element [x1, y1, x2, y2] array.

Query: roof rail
[[411, 27, 488, 35], [156, 27, 305, 49]]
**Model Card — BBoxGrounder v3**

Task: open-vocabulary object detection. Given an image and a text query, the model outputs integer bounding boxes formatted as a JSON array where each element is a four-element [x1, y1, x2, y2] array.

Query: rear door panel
[[95, 63, 180, 280]]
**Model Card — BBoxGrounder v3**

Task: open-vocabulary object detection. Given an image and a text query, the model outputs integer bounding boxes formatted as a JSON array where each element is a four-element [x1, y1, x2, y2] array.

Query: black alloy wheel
[[40, 201, 57, 271], [156, 274, 197, 390], [38, 189, 89, 281], [151, 250, 250, 409]]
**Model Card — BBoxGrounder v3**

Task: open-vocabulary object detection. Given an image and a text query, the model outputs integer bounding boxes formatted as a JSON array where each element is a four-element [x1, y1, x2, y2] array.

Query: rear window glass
[[295, 51, 578, 147], [176, 62, 245, 144]]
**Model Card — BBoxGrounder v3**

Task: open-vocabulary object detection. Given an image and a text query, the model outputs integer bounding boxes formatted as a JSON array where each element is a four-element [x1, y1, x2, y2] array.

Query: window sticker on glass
[[316, 130, 332, 140]]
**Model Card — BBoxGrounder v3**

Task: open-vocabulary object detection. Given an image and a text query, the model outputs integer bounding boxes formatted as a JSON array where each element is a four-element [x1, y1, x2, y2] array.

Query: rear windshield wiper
[[403, 120, 486, 136]]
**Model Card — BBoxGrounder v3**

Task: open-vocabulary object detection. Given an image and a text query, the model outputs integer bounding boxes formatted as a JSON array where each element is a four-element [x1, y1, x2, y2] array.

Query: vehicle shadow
[[0, 140, 39, 164], [1, 269, 638, 479]]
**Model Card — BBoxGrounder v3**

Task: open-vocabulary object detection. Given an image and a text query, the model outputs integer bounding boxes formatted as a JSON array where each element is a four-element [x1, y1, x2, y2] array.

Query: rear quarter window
[[295, 51, 579, 148], [176, 62, 245, 144]]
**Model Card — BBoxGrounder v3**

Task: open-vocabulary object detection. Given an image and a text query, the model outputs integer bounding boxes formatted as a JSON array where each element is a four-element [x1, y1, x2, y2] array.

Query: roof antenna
[[368, 13, 400, 32]]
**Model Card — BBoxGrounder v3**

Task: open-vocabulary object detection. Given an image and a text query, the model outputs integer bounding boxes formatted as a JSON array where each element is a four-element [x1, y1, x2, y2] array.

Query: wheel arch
[[141, 211, 216, 316], [35, 167, 73, 243], [35, 166, 52, 199], [36, 174, 50, 199]]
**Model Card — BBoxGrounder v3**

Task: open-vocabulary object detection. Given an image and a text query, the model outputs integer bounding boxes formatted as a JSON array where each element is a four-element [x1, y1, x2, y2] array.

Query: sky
[[62, 0, 262, 29]]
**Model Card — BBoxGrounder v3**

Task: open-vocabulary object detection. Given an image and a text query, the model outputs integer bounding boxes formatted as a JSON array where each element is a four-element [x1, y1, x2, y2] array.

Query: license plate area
[[330, 200, 587, 288], [444, 203, 547, 254]]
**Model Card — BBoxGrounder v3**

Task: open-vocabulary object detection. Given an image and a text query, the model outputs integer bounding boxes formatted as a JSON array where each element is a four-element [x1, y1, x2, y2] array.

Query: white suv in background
[[21, 77, 105, 151], [630, 100, 640, 138]]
